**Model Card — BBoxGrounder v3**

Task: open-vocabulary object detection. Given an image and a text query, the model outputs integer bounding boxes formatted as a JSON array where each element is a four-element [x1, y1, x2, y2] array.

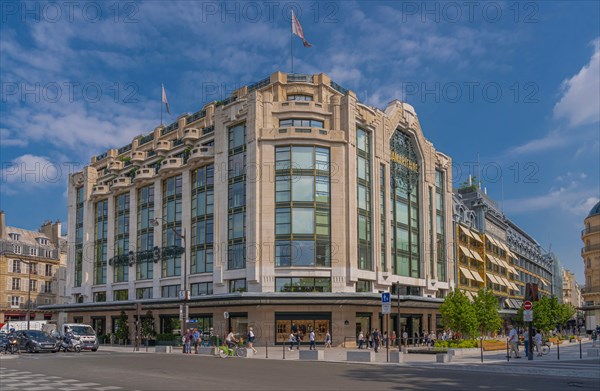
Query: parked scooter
[[57, 335, 82, 353]]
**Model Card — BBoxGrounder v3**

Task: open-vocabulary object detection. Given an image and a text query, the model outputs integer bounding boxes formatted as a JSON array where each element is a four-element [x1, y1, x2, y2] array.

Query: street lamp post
[[151, 217, 187, 336]]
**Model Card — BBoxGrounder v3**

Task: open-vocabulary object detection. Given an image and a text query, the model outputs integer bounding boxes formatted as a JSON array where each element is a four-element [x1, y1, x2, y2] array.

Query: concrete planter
[[448, 348, 480, 357], [436, 353, 452, 363], [197, 347, 217, 355], [587, 349, 599, 357], [155, 346, 172, 353], [390, 351, 404, 363], [347, 351, 374, 362], [299, 350, 324, 361]]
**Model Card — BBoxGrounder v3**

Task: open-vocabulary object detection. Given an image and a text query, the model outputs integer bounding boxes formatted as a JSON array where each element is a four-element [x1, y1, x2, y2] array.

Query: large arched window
[[390, 130, 420, 278]]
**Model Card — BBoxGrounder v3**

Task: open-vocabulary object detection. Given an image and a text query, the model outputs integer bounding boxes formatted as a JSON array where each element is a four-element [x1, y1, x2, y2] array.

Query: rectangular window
[[43, 281, 52, 293], [192, 165, 214, 274], [275, 277, 332, 292], [228, 124, 246, 270], [94, 199, 108, 285], [191, 282, 213, 296], [380, 164, 387, 272], [136, 287, 153, 300], [12, 259, 21, 273], [287, 95, 313, 101], [356, 280, 372, 293], [12, 278, 21, 290], [113, 289, 128, 301], [162, 175, 183, 277], [137, 185, 154, 280], [279, 118, 324, 128], [94, 291, 106, 302], [435, 169, 446, 281], [229, 279, 247, 293], [114, 192, 130, 283], [357, 128, 372, 271], [10, 296, 21, 307], [45, 264, 53, 277], [161, 285, 178, 298], [274, 146, 331, 268]]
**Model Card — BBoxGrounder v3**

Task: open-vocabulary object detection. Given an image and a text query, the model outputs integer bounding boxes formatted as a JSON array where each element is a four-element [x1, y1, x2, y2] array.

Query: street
[[1, 351, 599, 391]]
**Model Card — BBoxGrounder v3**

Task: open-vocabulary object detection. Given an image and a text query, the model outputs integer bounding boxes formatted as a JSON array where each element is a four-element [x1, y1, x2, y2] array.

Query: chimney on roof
[[0, 210, 5, 240]]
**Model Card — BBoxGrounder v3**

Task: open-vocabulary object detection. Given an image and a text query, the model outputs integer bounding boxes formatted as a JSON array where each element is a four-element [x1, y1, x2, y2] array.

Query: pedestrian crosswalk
[[0, 368, 124, 391]]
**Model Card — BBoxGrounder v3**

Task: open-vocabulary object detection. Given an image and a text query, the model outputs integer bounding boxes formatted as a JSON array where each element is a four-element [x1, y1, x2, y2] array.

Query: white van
[[0, 320, 48, 333], [62, 323, 99, 351]]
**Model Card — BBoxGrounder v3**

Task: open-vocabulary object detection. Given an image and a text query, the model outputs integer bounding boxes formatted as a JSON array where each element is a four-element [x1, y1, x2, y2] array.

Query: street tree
[[439, 289, 478, 338], [473, 289, 502, 337], [114, 311, 130, 344], [141, 310, 157, 342]]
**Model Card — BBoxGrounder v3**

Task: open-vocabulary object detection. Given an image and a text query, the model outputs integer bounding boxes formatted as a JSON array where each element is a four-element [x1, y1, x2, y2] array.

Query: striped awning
[[460, 267, 476, 280], [486, 273, 500, 284], [459, 225, 474, 239], [469, 229, 483, 243], [471, 270, 484, 283], [470, 250, 484, 262], [459, 246, 473, 259], [486, 254, 499, 265]]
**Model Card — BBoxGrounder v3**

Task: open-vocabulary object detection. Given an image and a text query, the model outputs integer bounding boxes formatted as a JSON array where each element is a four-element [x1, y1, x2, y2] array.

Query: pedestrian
[[383, 331, 388, 348], [358, 331, 364, 349], [289, 332, 295, 351], [534, 329, 543, 356], [391, 331, 397, 347], [402, 330, 408, 347], [193, 328, 201, 354], [368, 331, 373, 349], [523, 329, 530, 358], [507, 325, 521, 358], [325, 331, 332, 348], [247, 327, 257, 354], [183, 328, 192, 354], [309, 329, 316, 350], [373, 328, 380, 353]]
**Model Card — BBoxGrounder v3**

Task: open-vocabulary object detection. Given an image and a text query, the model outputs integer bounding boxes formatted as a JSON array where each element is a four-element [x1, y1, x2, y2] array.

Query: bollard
[[283, 342, 286, 359], [557, 339, 560, 360], [579, 338, 582, 359], [506, 339, 510, 362]]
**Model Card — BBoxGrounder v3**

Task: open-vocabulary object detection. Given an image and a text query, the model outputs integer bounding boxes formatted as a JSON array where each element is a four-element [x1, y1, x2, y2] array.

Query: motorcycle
[[1, 334, 19, 355], [58, 335, 82, 353]]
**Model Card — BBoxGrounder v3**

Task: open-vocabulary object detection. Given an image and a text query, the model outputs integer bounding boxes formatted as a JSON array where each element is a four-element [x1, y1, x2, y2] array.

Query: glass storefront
[[275, 313, 331, 344]]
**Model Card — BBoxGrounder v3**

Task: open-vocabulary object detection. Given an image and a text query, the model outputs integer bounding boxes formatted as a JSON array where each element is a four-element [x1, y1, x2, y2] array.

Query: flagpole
[[290, 12, 294, 73]]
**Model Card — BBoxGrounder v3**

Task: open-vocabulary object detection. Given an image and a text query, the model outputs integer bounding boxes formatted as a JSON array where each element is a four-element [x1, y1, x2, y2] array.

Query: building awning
[[498, 241, 510, 253], [497, 258, 511, 269], [460, 267, 476, 281], [469, 229, 483, 243], [486, 254, 499, 265], [459, 225, 474, 239], [486, 273, 499, 284], [470, 251, 484, 262], [459, 246, 473, 259], [540, 279, 548, 287], [500, 277, 512, 288], [494, 275, 507, 287], [486, 236, 499, 248], [507, 250, 518, 260], [508, 266, 519, 276], [504, 298, 514, 309], [462, 290, 475, 302], [471, 270, 485, 283]]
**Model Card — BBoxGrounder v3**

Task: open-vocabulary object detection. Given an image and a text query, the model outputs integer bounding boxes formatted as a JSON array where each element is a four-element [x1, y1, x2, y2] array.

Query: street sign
[[381, 292, 391, 314], [523, 301, 532, 311], [178, 290, 190, 300], [524, 310, 533, 322]]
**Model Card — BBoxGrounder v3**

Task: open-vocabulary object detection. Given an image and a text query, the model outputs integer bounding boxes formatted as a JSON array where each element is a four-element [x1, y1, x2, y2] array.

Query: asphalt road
[[1, 351, 599, 391]]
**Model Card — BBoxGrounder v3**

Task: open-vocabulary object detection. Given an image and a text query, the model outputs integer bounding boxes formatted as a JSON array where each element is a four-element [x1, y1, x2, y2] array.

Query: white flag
[[162, 84, 171, 115]]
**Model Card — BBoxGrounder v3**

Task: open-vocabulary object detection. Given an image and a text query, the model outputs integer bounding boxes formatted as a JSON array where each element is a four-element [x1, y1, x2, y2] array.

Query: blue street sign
[[382, 292, 391, 303]]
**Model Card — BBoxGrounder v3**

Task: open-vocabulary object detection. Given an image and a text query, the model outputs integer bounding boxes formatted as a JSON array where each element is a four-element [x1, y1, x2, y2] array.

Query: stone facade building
[[582, 201, 600, 332], [51, 72, 455, 344]]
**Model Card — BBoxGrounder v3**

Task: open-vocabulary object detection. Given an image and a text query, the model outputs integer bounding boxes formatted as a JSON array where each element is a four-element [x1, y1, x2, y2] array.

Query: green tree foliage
[[114, 311, 130, 342], [473, 289, 502, 336], [141, 311, 157, 340], [439, 290, 478, 338]]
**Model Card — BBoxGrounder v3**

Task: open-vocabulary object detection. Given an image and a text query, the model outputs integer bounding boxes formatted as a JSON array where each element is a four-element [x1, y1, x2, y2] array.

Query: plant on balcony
[[458, 175, 481, 192], [118, 156, 131, 163]]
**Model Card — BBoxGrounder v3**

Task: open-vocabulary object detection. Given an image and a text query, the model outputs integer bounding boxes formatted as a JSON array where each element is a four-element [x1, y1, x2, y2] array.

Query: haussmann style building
[[582, 201, 600, 332], [49, 72, 456, 345]]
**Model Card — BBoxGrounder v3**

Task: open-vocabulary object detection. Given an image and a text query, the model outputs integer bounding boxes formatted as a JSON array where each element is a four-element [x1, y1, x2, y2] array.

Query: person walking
[[368, 331, 373, 349], [324, 331, 332, 348], [507, 325, 521, 358], [534, 329, 543, 357], [383, 331, 388, 348], [183, 328, 193, 354], [289, 332, 296, 351], [291, 323, 300, 350], [309, 329, 316, 350], [358, 331, 364, 349], [247, 327, 257, 354], [402, 330, 408, 347], [373, 328, 380, 353], [523, 329, 530, 358], [391, 331, 397, 347], [193, 328, 201, 354]]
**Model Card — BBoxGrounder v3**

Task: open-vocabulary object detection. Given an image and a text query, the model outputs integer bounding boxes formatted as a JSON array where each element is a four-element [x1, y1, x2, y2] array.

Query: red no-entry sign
[[523, 301, 532, 310]]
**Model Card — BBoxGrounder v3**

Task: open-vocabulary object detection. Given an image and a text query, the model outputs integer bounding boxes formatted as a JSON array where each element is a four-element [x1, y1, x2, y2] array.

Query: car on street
[[16, 330, 58, 353]]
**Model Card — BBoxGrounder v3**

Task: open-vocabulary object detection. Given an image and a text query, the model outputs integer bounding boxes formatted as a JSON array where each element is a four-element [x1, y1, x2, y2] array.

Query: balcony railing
[[95, 152, 108, 161], [287, 74, 312, 83], [248, 76, 270, 92], [187, 109, 206, 123], [203, 125, 214, 135], [117, 143, 132, 154], [161, 122, 178, 136], [139, 133, 154, 145], [582, 226, 600, 235], [582, 243, 600, 254], [330, 80, 349, 95], [581, 287, 600, 294]]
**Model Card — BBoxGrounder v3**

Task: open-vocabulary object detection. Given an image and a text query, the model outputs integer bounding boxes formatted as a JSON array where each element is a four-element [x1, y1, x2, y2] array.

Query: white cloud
[[1, 154, 64, 194], [554, 38, 600, 127]]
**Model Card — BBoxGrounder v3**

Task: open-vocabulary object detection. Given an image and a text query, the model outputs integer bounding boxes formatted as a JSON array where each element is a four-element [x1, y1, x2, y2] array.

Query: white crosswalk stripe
[[0, 368, 123, 391]]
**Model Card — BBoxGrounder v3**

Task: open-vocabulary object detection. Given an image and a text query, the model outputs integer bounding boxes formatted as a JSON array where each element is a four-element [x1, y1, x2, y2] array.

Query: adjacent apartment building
[[452, 186, 556, 319], [50, 71, 456, 344], [582, 201, 600, 332], [0, 211, 68, 325]]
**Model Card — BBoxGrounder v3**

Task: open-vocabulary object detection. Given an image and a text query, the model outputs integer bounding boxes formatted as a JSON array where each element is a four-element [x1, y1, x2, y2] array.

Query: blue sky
[[1, 1, 598, 282]]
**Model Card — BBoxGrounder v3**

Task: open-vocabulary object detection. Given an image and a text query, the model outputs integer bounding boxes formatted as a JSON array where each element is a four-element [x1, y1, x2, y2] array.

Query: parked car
[[16, 330, 58, 353]]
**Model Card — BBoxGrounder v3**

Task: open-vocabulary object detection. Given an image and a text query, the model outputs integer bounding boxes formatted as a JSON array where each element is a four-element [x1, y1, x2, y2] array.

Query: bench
[[154, 346, 172, 353]]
